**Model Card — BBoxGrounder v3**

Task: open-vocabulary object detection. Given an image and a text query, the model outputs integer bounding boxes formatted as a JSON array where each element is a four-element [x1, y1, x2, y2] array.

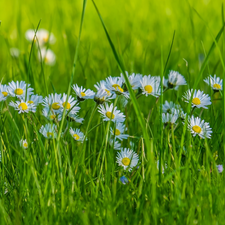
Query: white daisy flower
[[167, 70, 187, 90], [10, 48, 20, 58], [162, 101, 186, 119], [8, 81, 34, 98], [105, 76, 129, 98], [22, 94, 43, 112], [72, 84, 95, 101], [37, 29, 56, 46], [94, 88, 110, 104], [20, 139, 28, 149], [9, 100, 34, 113], [116, 148, 139, 171], [42, 93, 62, 114], [0, 84, 9, 101], [140, 75, 161, 97], [110, 123, 129, 141], [98, 103, 125, 123], [183, 89, 211, 109], [25, 29, 56, 46], [94, 80, 116, 99], [204, 75, 223, 91], [39, 124, 57, 139], [109, 139, 122, 150], [162, 109, 179, 125], [69, 128, 85, 142], [42, 107, 60, 121], [187, 116, 212, 139], [120, 71, 142, 90], [59, 93, 80, 114], [38, 48, 56, 66]]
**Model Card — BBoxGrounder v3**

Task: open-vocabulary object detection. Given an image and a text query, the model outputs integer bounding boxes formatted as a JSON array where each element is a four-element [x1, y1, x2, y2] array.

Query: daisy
[[10, 48, 20, 58], [167, 70, 187, 90], [42, 93, 62, 114], [39, 124, 57, 139], [0, 84, 9, 101], [9, 100, 34, 113], [72, 84, 95, 101], [98, 103, 125, 123], [105, 76, 129, 98], [22, 94, 43, 112], [120, 71, 142, 90], [204, 75, 223, 91], [162, 101, 186, 119], [162, 109, 179, 125], [38, 48, 56, 66], [36, 29, 56, 46], [69, 128, 85, 142], [140, 75, 161, 97], [42, 107, 60, 121], [116, 148, 139, 171], [20, 139, 28, 149], [94, 80, 116, 99], [187, 116, 212, 139], [25, 29, 37, 43], [59, 93, 80, 114], [94, 88, 110, 104], [8, 81, 34, 98], [183, 89, 211, 109], [109, 139, 122, 150], [110, 123, 129, 141]]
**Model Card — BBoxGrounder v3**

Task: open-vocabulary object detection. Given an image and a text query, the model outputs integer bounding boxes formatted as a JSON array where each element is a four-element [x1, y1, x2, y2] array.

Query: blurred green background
[[0, 0, 224, 93]]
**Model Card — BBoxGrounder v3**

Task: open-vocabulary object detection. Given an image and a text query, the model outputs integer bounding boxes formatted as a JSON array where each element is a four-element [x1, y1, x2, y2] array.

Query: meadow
[[0, 0, 225, 224]]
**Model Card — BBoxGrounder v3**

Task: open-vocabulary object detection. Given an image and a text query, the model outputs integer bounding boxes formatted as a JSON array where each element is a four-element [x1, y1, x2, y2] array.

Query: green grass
[[0, 0, 225, 224]]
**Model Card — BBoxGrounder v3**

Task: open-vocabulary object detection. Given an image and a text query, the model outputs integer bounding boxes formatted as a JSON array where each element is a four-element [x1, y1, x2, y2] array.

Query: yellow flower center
[[50, 115, 56, 120], [18, 103, 28, 110], [112, 84, 124, 92], [14, 88, 23, 95], [43, 35, 49, 43], [213, 83, 221, 89], [106, 111, 115, 119], [122, 157, 131, 166], [144, 85, 153, 93], [62, 102, 71, 109], [44, 57, 49, 63], [47, 132, 53, 137], [28, 101, 34, 104], [192, 98, 201, 105], [52, 102, 60, 110], [23, 143, 28, 148], [105, 89, 111, 96], [81, 92, 86, 97], [2, 92, 8, 97], [114, 129, 121, 136], [192, 125, 202, 133], [73, 134, 80, 140]]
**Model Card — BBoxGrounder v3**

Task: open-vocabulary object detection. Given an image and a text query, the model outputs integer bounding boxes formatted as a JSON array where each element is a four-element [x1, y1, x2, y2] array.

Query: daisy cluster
[[0, 71, 222, 174], [25, 28, 56, 65]]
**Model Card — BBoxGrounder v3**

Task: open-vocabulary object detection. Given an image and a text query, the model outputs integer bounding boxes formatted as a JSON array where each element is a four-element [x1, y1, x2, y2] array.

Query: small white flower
[[105, 76, 129, 98], [22, 94, 43, 112], [98, 103, 125, 123], [42, 107, 60, 121], [204, 75, 223, 91], [20, 139, 28, 149], [72, 84, 95, 101], [162, 101, 186, 119], [109, 139, 122, 150], [140, 75, 161, 97], [0, 84, 9, 101], [39, 124, 57, 139], [116, 148, 139, 171], [167, 70, 187, 90], [8, 81, 34, 98], [187, 116, 212, 139], [94, 80, 116, 99], [10, 48, 20, 58], [162, 109, 179, 124], [59, 93, 80, 114], [183, 89, 211, 109], [9, 100, 34, 113], [38, 48, 56, 66], [69, 128, 85, 142], [120, 71, 142, 90], [94, 88, 110, 104], [42, 93, 62, 114], [110, 123, 129, 141]]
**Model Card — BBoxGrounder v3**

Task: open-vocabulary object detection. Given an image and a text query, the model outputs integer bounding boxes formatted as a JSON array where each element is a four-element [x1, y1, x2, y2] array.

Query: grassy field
[[0, 0, 225, 224]]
